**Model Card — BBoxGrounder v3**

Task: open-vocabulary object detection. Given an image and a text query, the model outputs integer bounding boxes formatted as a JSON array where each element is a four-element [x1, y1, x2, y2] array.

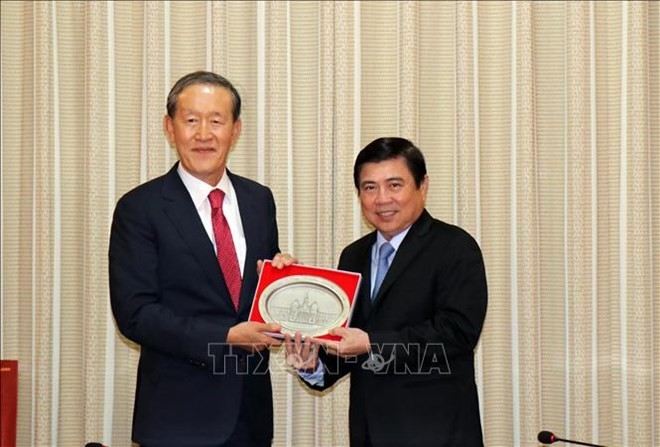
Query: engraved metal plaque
[[258, 275, 350, 337]]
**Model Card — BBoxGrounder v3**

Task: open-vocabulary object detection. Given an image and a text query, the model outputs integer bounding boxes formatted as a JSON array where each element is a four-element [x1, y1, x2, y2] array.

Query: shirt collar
[[374, 226, 411, 256], [177, 164, 234, 211]]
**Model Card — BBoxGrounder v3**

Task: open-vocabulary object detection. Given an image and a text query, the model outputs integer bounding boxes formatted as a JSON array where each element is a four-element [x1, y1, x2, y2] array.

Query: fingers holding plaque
[[249, 261, 361, 340]]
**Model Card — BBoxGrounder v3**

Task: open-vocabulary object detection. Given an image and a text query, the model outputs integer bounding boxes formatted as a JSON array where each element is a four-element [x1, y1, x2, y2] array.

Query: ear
[[231, 118, 242, 147], [420, 175, 429, 199], [163, 115, 175, 146]]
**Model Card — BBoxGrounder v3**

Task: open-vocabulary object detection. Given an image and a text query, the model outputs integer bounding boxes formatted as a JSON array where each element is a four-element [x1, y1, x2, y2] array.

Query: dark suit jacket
[[311, 210, 487, 447], [109, 163, 279, 446]]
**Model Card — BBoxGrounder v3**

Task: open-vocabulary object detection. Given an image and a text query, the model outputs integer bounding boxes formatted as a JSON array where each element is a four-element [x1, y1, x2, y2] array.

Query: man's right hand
[[227, 322, 282, 352], [284, 332, 320, 372]]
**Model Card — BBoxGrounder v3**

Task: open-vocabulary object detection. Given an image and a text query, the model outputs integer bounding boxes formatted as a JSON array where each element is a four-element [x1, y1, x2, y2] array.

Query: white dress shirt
[[177, 164, 247, 277], [369, 228, 410, 295]]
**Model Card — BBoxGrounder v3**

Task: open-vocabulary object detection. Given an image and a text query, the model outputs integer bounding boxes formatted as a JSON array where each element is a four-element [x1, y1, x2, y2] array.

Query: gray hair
[[166, 71, 242, 120]]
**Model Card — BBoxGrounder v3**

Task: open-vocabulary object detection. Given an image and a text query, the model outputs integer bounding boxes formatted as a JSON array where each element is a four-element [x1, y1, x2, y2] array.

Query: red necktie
[[208, 189, 242, 310]]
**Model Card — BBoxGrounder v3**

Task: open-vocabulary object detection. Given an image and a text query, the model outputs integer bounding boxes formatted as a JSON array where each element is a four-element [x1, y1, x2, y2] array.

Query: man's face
[[358, 157, 428, 240], [164, 83, 241, 186]]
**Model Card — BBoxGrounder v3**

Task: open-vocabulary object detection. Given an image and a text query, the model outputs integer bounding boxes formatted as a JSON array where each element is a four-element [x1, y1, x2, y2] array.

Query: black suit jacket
[[109, 163, 279, 446], [312, 210, 487, 447]]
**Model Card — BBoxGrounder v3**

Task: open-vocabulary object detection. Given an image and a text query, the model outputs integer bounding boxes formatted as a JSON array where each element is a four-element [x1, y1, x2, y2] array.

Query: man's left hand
[[257, 253, 298, 274]]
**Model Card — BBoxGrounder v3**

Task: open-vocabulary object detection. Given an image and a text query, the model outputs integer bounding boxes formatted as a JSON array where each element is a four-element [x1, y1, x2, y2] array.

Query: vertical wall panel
[[286, 11, 322, 438], [0, 0, 27, 365], [83, 2, 109, 443], [223, 2, 258, 181], [55, 2, 86, 445], [361, 1, 399, 142], [0, 2, 35, 446], [262, 4, 292, 447], [515, 3, 541, 445], [33, 2, 56, 445], [316, 3, 349, 447], [210, 1, 228, 76], [143, 1, 166, 180], [455, 1, 477, 232], [111, 4, 144, 443], [533, 1, 568, 438], [418, 1, 455, 224], [566, 2, 594, 442], [399, 1, 418, 141], [625, 3, 653, 446], [286, 5, 322, 445], [477, 2, 513, 446], [594, 2, 623, 444], [316, 0, 336, 270], [264, 2, 291, 250], [169, 1, 207, 81], [649, 3, 660, 445], [19, 4, 37, 446], [290, 1, 320, 266], [334, 2, 359, 257]]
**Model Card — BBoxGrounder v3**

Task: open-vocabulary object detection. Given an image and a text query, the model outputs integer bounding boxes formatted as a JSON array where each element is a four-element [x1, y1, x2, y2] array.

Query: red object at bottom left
[[0, 360, 18, 447]]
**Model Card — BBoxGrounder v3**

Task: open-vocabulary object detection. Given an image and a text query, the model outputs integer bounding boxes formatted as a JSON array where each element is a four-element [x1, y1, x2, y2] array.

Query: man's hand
[[227, 322, 282, 352], [257, 252, 298, 275], [284, 332, 319, 371], [318, 327, 371, 358]]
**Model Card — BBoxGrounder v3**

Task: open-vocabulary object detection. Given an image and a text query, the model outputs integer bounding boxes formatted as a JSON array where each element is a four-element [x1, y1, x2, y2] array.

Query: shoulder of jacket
[[228, 170, 271, 194], [117, 172, 168, 204]]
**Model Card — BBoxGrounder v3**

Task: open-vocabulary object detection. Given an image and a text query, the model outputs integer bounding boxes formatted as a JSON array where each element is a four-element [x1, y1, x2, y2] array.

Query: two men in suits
[[110, 71, 293, 446], [287, 137, 488, 446]]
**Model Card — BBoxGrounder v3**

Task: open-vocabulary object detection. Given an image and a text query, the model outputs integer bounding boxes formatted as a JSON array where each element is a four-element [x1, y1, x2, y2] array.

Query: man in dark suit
[[110, 71, 293, 446], [287, 137, 488, 446]]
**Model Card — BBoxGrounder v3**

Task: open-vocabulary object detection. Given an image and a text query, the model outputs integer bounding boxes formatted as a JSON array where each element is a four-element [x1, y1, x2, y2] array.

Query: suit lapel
[[229, 171, 260, 314], [161, 165, 229, 300], [371, 210, 433, 309]]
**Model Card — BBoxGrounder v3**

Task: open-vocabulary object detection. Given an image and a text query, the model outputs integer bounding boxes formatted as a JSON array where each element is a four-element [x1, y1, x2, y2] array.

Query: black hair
[[353, 137, 427, 189]]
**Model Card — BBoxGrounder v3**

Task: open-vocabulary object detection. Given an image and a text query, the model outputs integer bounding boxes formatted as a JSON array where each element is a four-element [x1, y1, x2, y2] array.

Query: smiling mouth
[[376, 210, 397, 218]]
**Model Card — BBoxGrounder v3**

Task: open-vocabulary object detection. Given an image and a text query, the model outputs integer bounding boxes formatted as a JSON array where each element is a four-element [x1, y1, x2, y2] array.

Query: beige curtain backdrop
[[1, 1, 658, 446]]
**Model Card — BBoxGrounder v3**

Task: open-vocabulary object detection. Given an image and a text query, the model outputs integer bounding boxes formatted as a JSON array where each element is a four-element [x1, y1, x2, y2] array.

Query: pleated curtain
[[1, 1, 658, 446]]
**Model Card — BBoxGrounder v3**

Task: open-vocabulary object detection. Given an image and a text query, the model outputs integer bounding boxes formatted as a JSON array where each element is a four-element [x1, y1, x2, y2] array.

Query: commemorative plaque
[[248, 261, 361, 340]]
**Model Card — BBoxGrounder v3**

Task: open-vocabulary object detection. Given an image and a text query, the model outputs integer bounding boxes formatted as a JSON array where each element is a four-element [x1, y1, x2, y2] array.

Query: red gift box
[[0, 360, 18, 447], [249, 261, 361, 341]]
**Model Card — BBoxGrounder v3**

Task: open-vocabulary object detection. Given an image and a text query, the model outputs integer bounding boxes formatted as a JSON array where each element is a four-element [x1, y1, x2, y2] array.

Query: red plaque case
[[248, 261, 361, 341]]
